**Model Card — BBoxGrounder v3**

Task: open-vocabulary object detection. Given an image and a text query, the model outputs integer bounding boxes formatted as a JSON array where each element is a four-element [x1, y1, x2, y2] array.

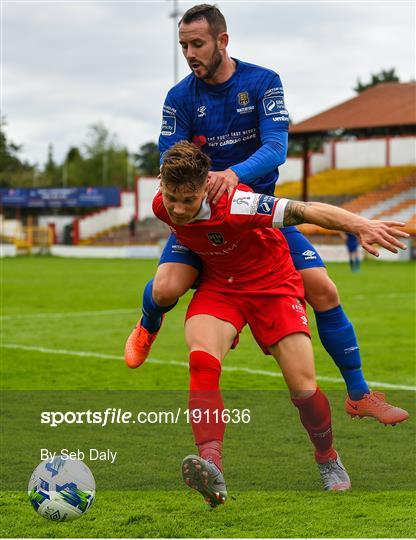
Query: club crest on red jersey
[[207, 232, 225, 246]]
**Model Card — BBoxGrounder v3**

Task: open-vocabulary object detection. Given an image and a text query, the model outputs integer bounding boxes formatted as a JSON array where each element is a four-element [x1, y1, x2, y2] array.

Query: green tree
[[354, 68, 400, 93], [0, 120, 135, 188], [0, 118, 35, 187], [45, 144, 57, 176], [67, 146, 82, 162], [63, 146, 84, 187], [37, 144, 61, 186], [81, 123, 131, 187], [134, 142, 160, 176]]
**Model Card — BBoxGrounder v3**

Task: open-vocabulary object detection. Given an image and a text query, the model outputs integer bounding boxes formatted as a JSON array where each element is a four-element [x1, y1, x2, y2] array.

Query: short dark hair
[[160, 141, 211, 192], [179, 4, 227, 37]]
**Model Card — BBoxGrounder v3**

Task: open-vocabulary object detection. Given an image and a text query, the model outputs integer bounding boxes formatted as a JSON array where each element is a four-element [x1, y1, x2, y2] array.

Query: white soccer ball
[[28, 456, 95, 522]]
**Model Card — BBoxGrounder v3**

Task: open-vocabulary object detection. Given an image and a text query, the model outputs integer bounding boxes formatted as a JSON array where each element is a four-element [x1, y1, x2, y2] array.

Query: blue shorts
[[159, 227, 325, 273], [159, 234, 203, 271], [280, 226, 325, 270]]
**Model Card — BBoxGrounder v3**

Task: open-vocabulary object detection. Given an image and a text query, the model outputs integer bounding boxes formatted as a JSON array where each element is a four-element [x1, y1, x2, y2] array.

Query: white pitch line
[[2, 343, 415, 392]]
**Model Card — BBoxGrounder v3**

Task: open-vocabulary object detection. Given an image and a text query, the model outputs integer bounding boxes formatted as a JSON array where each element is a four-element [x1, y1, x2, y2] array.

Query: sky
[[2, 0, 415, 168]]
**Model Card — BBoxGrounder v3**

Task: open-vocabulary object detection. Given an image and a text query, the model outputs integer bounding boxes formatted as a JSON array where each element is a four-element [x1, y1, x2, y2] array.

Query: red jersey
[[152, 185, 304, 298]]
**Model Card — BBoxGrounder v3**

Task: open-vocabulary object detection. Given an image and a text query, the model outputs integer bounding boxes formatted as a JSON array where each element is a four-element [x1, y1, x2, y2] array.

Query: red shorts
[[186, 289, 311, 354]]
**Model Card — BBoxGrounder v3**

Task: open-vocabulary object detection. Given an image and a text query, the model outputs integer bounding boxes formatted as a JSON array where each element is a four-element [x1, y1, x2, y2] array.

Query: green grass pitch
[[1, 256, 415, 538]]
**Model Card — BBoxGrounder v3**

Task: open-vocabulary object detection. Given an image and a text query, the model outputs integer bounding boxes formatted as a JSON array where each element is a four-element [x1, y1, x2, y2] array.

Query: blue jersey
[[158, 59, 289, 195]]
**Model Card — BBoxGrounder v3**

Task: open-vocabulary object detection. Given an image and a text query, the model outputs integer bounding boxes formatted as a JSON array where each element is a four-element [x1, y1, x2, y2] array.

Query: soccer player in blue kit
[[125, 4, 408, 425], [342, 232, 361, 272]]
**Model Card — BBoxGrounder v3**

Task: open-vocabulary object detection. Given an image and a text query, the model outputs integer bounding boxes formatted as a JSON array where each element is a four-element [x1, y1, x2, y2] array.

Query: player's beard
[[192, 46, 223, 81]]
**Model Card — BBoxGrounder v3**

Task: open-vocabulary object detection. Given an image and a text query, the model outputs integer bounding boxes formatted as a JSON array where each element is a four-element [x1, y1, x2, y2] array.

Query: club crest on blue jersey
[[257, 195, 276, 215], [207, 232, 225, 246], [238, 92, 249, 106]]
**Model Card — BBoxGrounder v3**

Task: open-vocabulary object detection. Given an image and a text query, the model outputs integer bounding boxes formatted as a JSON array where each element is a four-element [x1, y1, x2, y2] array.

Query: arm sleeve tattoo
[[283, 200, 310, 226]]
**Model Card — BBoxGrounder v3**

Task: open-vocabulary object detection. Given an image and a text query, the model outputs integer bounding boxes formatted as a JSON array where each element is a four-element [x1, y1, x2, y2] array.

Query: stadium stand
[[299, 173, 416, 236], [0, 215, 53, 253], [342, 177, 415, 217], [276, 166, 416, 198], [79, 217, 169, 246], [74, 191, 135, 244]]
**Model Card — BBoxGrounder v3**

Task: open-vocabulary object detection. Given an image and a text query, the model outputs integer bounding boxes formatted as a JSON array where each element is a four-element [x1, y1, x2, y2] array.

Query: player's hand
[[207, 169, 239, 204], [356, 220, 409, 257]]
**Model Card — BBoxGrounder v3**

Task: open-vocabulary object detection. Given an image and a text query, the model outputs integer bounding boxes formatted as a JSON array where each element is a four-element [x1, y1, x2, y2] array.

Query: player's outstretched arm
[[282, 200, 409, 257]]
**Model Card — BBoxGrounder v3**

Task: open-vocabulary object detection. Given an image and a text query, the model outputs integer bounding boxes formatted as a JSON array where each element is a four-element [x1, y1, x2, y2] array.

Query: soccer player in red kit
[[138, 141, 409, 506]]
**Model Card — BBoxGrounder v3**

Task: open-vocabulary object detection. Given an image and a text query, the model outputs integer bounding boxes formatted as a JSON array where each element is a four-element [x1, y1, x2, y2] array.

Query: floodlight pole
[[169, 0, 181, 84]]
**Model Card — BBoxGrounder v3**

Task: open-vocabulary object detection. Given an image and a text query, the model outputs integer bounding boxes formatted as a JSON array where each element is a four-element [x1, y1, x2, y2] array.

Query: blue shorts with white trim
[[158, 233, 203, 271]]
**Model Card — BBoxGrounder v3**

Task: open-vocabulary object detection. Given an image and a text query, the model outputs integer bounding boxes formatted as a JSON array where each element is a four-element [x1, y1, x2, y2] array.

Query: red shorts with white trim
[[186, 289, 311, 354]]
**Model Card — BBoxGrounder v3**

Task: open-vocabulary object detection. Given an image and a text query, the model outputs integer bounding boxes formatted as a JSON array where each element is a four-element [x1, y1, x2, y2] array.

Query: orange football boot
[[345, 391, 409, 425], [124, 317, 163, 369]]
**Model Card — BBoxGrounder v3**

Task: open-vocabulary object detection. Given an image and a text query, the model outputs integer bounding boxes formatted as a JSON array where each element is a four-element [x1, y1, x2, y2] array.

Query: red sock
[[197, 440, 223, 472], [189, 350, 225, 470], [291, 387, 337, 463]]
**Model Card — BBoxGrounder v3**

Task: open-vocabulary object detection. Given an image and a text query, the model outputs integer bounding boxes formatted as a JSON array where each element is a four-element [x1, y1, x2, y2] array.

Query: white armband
[[272, 198, 289, 228]]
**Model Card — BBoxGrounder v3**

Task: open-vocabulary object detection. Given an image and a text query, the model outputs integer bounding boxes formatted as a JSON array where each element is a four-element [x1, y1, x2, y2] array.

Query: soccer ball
[[28, 456, 95, 522]]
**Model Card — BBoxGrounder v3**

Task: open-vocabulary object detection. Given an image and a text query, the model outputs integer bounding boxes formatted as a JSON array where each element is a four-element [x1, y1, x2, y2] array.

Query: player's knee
[[152, 273, 190, 306], [305, 276, 340, 311], [288, 370, 316, 397], [152, 275, 184, 306], [153, 265, 197, 305]]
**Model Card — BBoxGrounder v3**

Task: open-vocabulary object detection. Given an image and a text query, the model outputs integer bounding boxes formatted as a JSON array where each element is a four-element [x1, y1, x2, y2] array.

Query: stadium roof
[[290, 82, 416, 136]]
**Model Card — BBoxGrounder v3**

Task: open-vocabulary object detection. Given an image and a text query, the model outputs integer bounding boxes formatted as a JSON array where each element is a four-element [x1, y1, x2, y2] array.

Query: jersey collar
[[191, 198, 211, 221]]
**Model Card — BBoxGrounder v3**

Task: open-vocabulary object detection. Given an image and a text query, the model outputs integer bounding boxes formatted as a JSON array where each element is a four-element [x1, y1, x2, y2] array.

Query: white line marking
[[2, 343, 415, 392], [0, 309, 137, 320]]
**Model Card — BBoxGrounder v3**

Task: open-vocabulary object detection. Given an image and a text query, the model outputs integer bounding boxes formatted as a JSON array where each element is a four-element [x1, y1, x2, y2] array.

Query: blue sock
[[315, 305, 369, 400], [141, 279, 177, 334]]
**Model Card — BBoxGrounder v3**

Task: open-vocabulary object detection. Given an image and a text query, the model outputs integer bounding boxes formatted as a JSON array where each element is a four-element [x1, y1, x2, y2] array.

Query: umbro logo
[[302, 249, 317, 260], [344, 346, 359, 354]]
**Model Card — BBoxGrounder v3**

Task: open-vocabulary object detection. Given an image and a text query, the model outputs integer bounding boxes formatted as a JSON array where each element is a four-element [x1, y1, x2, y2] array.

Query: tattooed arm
[[282, 200, 409, 257], [283, 200, 362, 230]]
